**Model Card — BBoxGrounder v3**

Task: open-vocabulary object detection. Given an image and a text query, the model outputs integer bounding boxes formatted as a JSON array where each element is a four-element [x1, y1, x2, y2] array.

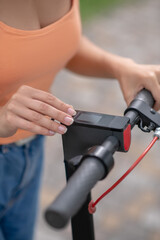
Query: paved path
[[35, 0, 160, 239]]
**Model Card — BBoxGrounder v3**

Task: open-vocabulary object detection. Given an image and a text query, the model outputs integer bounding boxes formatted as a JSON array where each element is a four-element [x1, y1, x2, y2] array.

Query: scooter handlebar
[[44, 89, 155, 229], [45, 157, 105, 229]]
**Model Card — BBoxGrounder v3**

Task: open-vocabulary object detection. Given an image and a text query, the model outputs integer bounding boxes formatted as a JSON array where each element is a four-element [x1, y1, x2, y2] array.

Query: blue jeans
[[0, 135, 44, 240]]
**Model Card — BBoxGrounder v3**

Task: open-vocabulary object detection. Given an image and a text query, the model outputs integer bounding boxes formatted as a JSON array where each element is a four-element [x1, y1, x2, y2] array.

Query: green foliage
[[79, 0, 126, 21]]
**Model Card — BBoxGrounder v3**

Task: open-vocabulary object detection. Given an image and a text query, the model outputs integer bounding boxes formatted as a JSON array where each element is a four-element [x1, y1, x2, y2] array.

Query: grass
[[79, 0, 131, 21]]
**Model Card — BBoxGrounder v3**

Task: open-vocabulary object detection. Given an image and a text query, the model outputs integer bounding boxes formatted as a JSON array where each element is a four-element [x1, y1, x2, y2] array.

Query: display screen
[[77, 113, 102, 123]]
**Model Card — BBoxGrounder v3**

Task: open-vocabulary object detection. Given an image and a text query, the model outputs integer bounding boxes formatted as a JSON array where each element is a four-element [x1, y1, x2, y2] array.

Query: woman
[[0, 0, 160, 239]]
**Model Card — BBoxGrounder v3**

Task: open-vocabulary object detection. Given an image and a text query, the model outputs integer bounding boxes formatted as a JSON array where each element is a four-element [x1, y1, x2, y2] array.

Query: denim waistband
[[14, 135, 37, 146]]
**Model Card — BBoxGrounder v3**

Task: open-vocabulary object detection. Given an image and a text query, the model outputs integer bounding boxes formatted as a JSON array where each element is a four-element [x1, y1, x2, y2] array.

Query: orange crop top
[[0, 0, 82, 144]]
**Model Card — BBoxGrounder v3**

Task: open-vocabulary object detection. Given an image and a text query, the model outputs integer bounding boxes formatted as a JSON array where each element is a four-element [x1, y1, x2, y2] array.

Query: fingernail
[[49, 130, 55, 135], [58, 125, 67, 134], [64, 116, 74, 125], [67, 108, 77, 116]]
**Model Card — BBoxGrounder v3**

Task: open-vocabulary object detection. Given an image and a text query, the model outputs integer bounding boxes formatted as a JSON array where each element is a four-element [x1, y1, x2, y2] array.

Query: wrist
[[103, 53, 135, 80], [113, 57, 136, 80]]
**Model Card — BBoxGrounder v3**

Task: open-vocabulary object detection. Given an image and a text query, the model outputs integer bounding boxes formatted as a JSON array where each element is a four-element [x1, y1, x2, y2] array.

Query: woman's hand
[[116, 59, 160, 110], [0, 85, 76, 138], [65, 36, 160, 109]]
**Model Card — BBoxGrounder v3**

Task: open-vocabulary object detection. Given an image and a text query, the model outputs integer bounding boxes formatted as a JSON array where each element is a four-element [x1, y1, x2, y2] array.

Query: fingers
[[17, 85, 76, 116], [145, 65, 160, 80], [20, 97, 74, 127], [120, 66, 160, 111], [118, 77, 143, 107], [8, 103, 68, 135], [141, 70, 160, 110], [7, 113, 56, 136], [4, 85, 76, 136]]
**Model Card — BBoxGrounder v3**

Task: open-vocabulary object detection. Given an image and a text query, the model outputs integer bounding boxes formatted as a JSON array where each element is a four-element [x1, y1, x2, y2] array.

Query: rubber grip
[[45, 157, 105, 229], [124, 89, 155, 127], [135, 89, 154, 106]]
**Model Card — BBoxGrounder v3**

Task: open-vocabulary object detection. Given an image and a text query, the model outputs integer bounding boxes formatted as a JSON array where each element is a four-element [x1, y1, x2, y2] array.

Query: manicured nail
[[64, 116, 74, 125], [58, 125, 67, 134], [67, 108, 77, 116], [49, 130, 55, 135]]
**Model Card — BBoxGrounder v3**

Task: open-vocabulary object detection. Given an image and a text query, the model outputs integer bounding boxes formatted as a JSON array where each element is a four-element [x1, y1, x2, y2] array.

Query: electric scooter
[[44, 89, 160, 240]]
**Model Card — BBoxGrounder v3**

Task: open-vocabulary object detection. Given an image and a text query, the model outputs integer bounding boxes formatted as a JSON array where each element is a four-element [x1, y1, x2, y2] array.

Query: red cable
[[88, 136, 158, 214]]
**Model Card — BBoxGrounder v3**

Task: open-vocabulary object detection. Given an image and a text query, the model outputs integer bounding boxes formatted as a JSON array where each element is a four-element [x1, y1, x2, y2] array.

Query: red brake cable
[[88, 136, 158, 214]]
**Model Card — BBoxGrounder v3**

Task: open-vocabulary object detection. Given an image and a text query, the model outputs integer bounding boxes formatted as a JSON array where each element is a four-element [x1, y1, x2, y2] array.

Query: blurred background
[[35, 0, 160, 239]]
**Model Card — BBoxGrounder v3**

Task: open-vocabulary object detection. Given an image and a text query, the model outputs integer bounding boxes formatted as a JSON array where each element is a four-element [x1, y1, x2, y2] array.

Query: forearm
[[65, 36, 160, 110], [65, 36, 133, 79]]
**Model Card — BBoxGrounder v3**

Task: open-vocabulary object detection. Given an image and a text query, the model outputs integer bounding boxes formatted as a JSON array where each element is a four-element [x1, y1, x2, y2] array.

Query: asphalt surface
[[35, 0, 160, 239]]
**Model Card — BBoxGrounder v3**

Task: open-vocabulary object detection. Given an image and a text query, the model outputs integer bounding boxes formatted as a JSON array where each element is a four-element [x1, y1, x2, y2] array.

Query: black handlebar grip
[[125, 89, 155, 127], [45, 157, 105, 229], [134, 89, 154, 107]]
